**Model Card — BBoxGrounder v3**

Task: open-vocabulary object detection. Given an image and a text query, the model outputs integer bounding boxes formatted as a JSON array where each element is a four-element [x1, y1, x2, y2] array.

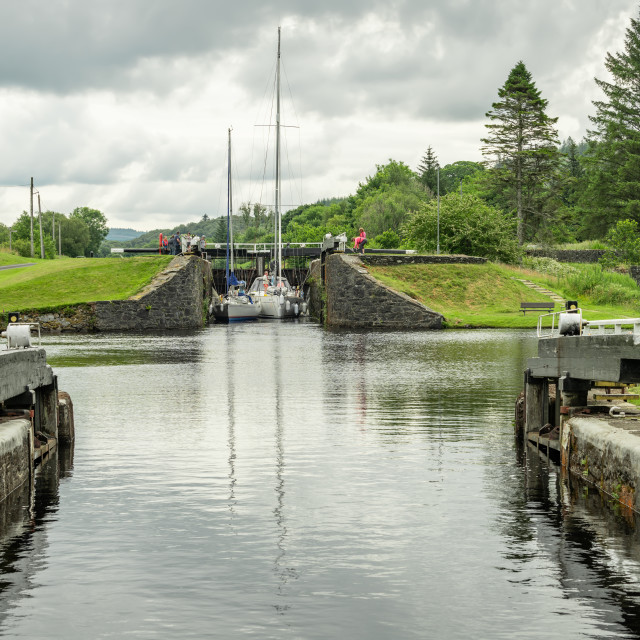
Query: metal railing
[[538, 309, 640, 338], [210, 242, 323, 252], [537, 310, 581, 338], [581, 318, 640, 336]]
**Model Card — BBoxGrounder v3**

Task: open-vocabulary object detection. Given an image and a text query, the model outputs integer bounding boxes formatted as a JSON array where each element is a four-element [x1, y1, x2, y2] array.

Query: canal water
[[0, 323, 639, 639]]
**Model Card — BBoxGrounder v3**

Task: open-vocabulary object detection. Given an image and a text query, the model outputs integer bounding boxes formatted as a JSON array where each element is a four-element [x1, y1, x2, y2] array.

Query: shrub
[[600, 219, 640, 267], [371, 230, 401, 249], [522, 256, 578, 279], [403, 193, 521, 263]]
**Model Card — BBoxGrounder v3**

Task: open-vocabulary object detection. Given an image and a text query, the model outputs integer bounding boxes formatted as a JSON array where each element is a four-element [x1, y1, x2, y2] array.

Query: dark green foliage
[[581, 11, 640, 236], [439, 161, 484, 195], [481, 61, 561, 244], [351, 160, 429, 238], [370, 230, 401, 249], [404, 193, 521, 263], [213, 217, 227, 244], [600, 218, 640, 266], [417, 146, 439, 193], [71, 207, 108, 256]]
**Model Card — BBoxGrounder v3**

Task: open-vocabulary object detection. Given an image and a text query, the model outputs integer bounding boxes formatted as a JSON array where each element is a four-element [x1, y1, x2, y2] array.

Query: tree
[[581, 11, 640, 236], [404, 193, 521, 263], [351, 160, 429, 238], [417, 146, 439, 193], [239, 203, 252, 228], [201, 213, 210, 222], [439, 161, 484, 195], [481, 61, 560, 244], [59, 216, 91, 257], [600, 219, 640, 267], [213, 217, 227, 244], [71, 207, 108, 255]]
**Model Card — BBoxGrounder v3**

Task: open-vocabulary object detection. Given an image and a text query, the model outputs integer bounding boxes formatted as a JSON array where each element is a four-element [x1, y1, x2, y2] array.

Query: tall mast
[[276, 26, 282, 282], [229, 127, 234, 274], [226, 127, 231, 292]]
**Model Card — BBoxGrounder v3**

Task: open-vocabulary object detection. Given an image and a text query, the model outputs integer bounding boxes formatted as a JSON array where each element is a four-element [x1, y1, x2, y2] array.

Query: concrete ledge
[[0, 419, 31, 501], [0, 349, 54, 404], [564, 415, 640, 512]]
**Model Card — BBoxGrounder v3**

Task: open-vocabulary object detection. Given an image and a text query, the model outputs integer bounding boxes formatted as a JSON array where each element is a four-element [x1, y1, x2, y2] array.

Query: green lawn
[[0, 254, 173, 312], [367, 262, 640, 328]]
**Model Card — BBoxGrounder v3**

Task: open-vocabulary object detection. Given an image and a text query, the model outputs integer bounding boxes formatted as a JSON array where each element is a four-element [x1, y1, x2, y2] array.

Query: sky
[[0, 0, 636, 232]]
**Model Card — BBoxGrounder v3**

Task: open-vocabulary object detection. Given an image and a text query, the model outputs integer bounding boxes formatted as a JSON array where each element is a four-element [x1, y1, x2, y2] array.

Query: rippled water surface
[[1, 323, 640, 639]]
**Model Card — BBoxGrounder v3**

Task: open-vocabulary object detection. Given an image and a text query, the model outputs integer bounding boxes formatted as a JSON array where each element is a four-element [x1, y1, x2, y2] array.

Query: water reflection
[[0, 447, 73, 627], [1, 327, 640, 638]]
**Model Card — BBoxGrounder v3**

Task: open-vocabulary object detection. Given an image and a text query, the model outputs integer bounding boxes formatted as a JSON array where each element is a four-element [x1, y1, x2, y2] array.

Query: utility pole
[[52, 211, 55, 244], [30, 177, 34, 257], [37, 193, 44, 259], [437, 169, 440, 255], [8, 228, 11, 251], [58, 223, 61, 256]]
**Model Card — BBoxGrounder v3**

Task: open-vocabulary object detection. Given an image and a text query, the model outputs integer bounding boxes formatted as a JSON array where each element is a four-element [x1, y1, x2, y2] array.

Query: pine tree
[[213, 216, 227, 243], [481, 61, 560, 244], [417, 146, 439, 193], [582, 11, 640, 236]]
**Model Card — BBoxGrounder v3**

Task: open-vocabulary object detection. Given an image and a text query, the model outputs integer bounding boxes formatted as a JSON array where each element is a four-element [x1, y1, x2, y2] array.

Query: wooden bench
[[520, 302, 555, 315]]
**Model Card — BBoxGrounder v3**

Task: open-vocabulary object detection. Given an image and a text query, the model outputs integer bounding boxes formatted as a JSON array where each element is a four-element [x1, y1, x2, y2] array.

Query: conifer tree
[[582, 11, 640, 235], [417, 146, 439, 193], [481, 61, 560, 244]]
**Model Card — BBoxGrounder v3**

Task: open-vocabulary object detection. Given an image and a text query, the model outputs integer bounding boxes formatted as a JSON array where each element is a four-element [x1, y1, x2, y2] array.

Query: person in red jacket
[[353, 228, 366, 253]]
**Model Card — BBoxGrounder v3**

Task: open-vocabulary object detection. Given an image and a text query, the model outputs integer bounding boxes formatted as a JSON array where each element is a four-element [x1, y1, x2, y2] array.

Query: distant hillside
[[107, 228, 145, 241]]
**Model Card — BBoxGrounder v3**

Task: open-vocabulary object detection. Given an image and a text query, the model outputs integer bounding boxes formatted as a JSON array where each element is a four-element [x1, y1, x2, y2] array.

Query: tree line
[[0, 207, 108, 258], [226, 9, 640, 263], [13, 9, 640, 264]]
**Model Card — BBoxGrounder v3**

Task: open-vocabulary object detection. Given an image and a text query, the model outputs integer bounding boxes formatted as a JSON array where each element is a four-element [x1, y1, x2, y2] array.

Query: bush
[[370, 230, 401, 249], [600, 219, 640, 267], [563, 264, 640, 306], [403, 193, 521, 263], [522, 256, 578, 279]]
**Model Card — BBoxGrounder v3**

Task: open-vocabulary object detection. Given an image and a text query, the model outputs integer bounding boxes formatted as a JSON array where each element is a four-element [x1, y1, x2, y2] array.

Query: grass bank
[[0, 254, 173, 312], [367, 262, 640, 328]]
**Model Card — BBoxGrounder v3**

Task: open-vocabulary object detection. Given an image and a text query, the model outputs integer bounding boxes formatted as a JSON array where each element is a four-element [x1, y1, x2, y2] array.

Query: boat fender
[[294, 303, 299, 316], [301, 302, 308, 314], [279, 295, 285, 305], [285, 299, 291, 312]]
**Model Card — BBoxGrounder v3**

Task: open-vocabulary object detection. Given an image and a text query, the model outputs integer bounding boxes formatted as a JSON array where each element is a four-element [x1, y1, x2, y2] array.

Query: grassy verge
[[367, 262, 640, 328], [0, 255, 173, 312]]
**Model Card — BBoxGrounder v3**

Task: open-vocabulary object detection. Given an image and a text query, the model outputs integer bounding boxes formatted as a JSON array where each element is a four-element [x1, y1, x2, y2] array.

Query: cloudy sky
[[0, 0, 636, 231]]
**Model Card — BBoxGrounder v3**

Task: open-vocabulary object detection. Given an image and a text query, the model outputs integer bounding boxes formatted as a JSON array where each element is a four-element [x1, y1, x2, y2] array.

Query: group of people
[[164, 232, 207, 256]]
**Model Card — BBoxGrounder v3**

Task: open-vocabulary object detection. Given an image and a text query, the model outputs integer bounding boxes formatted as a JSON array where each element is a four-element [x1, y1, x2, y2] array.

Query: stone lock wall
[[95, 255, 213, 331], [12, 256, 214, 332], [323, 254, 444, 329]]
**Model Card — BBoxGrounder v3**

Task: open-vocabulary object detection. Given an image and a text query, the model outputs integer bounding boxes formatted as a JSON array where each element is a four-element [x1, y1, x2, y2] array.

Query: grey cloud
[[0, 0, 636, 125]]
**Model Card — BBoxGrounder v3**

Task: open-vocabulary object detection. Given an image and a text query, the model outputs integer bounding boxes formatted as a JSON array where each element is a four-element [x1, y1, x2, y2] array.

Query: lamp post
[[437, 168, 440, 255]]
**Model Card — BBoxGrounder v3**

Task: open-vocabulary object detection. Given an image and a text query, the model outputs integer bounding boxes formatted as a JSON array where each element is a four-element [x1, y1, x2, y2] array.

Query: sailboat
[[212, 128, 261, 323], [248, 27, 305, 319]]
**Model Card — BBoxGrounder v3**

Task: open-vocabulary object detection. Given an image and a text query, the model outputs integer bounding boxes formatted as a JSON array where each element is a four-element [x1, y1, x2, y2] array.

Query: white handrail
[[538, 309, 640, 338], [581, 318, 640, 336]]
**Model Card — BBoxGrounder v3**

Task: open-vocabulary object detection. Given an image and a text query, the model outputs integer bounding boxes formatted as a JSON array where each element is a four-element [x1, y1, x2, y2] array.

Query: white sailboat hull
[[212, 298, 261, 322]]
